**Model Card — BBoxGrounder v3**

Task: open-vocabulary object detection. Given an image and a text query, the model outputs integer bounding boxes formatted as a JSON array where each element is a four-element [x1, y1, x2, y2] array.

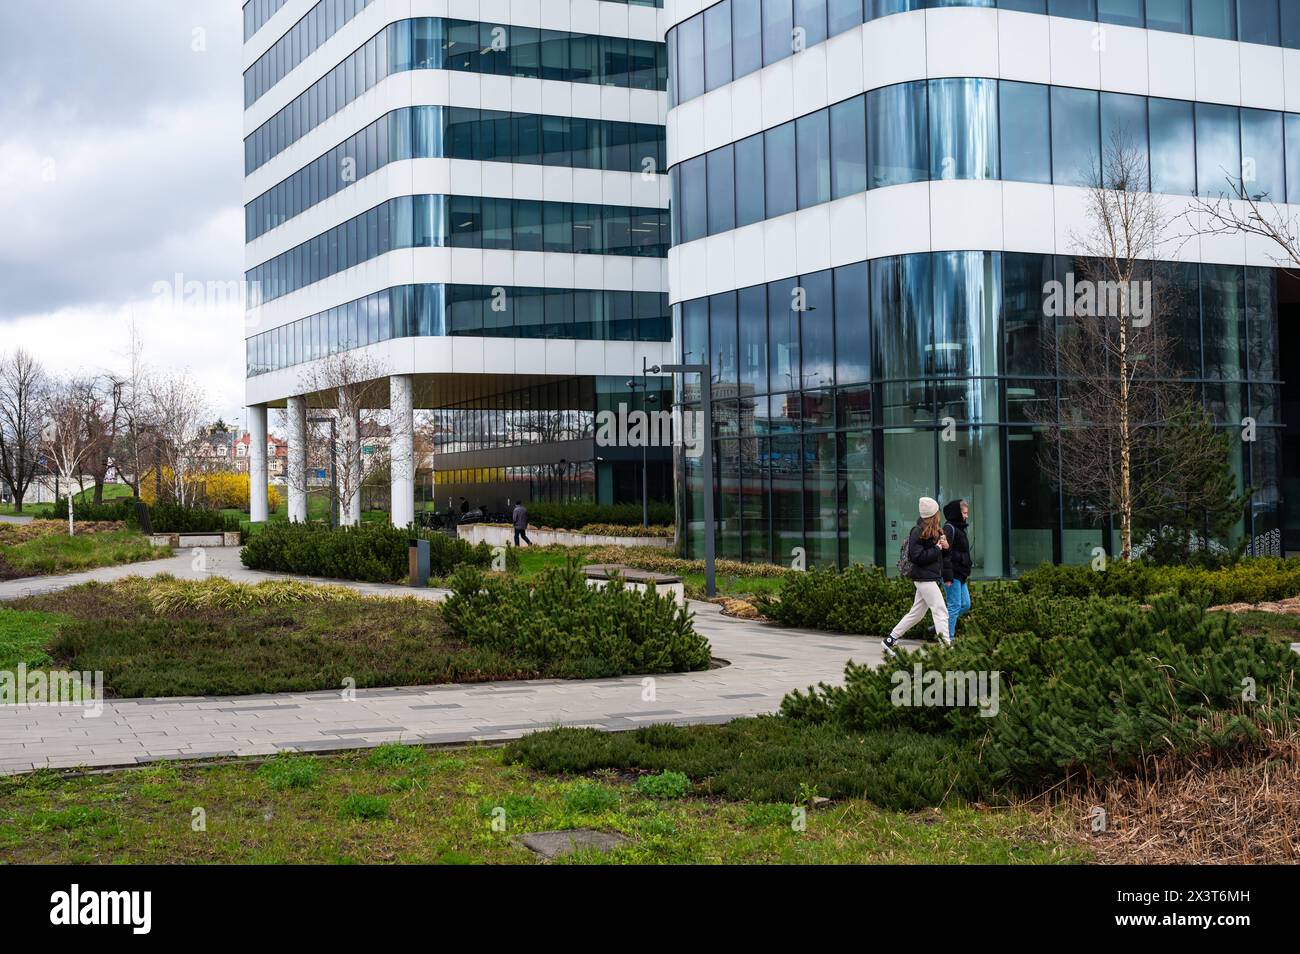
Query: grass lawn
[[0, 528, 168, 579], [1227, 609, 1300, 646], [0, 607, 69, 671], [0, 744, 1087, 864]]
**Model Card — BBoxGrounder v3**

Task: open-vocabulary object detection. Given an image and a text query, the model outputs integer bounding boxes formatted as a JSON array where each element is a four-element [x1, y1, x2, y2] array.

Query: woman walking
[[882, 497, 951, 659], [942, 499, 972, 640]]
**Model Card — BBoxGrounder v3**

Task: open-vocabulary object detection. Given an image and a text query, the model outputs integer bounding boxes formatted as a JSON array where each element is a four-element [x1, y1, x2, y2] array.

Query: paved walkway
[[0, 514, 34, 525], [0, 549, 894, 775]]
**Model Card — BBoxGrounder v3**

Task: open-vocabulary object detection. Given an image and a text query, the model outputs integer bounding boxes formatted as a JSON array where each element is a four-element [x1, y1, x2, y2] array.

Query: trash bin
[[408, 538, 430, 587]]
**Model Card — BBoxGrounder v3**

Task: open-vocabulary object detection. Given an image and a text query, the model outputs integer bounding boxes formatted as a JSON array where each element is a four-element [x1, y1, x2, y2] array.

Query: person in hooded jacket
[[942, 498, 972, 639], [882, 496, 950, 658]]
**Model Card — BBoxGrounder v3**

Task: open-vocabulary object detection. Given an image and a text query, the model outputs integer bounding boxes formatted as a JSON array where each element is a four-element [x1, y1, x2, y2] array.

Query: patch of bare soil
[[1032, 736, 1300, 864], [1210, 596, 1300, 615]]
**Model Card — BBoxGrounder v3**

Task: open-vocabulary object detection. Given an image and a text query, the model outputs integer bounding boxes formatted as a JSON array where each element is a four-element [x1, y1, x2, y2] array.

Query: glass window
[[939, 428, 1004, 577], [682, 297, 708, 367], [830, 96, 868, 199], [732, 0, 764, 78], [1246, 267, 1277, 380], [932, 252, 1000, 423], [871, 253, 931, 382], [680, 154, 708, 242], [677, 14, 705, 102], [1287, 114, 1300, 203], [1003, 252, 1056, 378], [998, 0, 1047, 10], [1098, 0, 1144, 25], [763, 0, 794, 65], [1051, 86, 1100, 187], [1149, 97, 1197, 195], [834, 262, 870, 386], [1202, 264, 1246, 380], [1284, 1, 1300, 48], [769, 277, 800, 394], [828, 0, 864, 36], [794, 0, 827, 48], [1101, 91, 1149, 189], [1147, 0, 1192, 31], [704, 1, 733, 92], [765, 121, 797, 218], [739, 284, 768, 393], [839, 430, 874, 568], [796, 109, 832, 208], [929, 78, 998, 181], [868, 82, 928, 188], [1193, 0, 1237, 39], [1238, 0, 1280, 44], [1049, 0, 1096, 18], [800, 269, 834, 389], [881, 428, 934, 575], [707, 145, 736, 234], [1240, 108, 1284, 201], [734, 132, 766, 226], [710, 291, 739, 390], [999, 81, 1051, 184], [1196, 102, 1241, 198]]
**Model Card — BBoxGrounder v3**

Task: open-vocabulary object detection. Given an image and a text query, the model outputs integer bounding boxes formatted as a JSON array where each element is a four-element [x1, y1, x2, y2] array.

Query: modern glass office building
[[242, 0, 674, 523], [665, 0, 1297, 574]]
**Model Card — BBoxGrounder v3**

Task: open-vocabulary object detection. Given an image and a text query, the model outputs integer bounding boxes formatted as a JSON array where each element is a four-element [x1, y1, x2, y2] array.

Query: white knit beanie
[[918, 496, 940, 518]]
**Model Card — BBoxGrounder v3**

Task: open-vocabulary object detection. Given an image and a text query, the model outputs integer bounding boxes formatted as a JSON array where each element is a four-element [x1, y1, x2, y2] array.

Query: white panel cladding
[[245, 336, 676, 406], [925, 7, 998, 80], [667, 9, 1290, 167], [245, 0, 663, 127], [246, 159, 667, 267], [249, 247, 667, 333], [664, 182, 1298, 304]]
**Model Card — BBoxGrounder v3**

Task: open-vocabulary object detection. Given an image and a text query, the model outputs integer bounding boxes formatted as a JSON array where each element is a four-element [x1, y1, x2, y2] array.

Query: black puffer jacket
[[942, 499, 972, 583], [906, 521, 945, 583]]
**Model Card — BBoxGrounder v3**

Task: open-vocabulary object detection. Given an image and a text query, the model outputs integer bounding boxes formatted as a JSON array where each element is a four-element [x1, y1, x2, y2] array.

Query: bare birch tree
[[42, 380, 97, 535], [0, 349, 47, 513], [147, 373, 211, 506]]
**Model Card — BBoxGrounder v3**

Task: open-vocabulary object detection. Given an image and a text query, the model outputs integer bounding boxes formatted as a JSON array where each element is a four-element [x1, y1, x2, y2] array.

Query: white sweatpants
[[889, 581, 950, 640]]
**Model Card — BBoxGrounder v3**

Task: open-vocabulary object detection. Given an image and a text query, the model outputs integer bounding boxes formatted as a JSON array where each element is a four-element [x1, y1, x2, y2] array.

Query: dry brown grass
[[1031, 735, 1300, 864], [0, 519, 125, 545]]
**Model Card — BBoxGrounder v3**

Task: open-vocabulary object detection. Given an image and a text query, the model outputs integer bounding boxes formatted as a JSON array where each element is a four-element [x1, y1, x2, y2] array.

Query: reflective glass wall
[[671, 79, 1300, 242], [669, 0, 1300, 106], [675, 252, 1281, 573]]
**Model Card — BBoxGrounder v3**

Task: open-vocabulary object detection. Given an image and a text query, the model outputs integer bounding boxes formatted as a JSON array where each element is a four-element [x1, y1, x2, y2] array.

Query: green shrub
[[562, 781, 621, 814], [240, 522, 509, 583], [757, 565, 915, 635], [148, 503, 244, 537], [782, 595, 1300, 789], [442, 561, 711, 676], [524, 502, 674, 530], [48, 498, 133, 523], [1017, 558, 1300, 605]]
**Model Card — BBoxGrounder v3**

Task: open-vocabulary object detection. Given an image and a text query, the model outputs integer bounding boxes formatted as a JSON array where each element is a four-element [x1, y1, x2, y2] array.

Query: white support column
[[248, 404, 269, 523], [340, 388, 362, 526], [390, 374, 415, 529], [286, 395, 308, 523]]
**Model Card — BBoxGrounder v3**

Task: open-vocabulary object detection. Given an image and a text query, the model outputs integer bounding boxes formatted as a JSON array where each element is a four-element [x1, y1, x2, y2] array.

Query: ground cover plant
[[0, 521, 168, 579]]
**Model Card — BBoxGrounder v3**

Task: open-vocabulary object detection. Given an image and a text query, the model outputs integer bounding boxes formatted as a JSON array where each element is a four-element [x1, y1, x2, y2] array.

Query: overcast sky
[[0, 1, 247, 424]]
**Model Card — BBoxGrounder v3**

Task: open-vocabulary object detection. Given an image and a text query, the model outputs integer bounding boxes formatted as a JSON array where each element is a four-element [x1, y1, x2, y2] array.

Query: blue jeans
[[944, 579, 971, 638]]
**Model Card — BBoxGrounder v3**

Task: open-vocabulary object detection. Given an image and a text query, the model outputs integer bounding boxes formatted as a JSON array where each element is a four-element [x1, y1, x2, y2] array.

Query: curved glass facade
[[246, 18, 667, 174], [670, 80, 1300, 242], [247, 106, 666, 241], [669, 0, 1300, 106], [246, 284, 671, 377], [674, 252, 1281, 572], [245, 0, 376, 107], [245, 195, 670, 304]]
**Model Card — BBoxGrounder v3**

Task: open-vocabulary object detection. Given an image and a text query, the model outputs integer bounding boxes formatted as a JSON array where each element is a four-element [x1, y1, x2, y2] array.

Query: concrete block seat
[[582, 564, 685, 606]]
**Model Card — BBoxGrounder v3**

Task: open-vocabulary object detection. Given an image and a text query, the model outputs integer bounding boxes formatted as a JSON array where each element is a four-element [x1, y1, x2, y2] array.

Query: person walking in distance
[[882, 497, 951, 659], [511, 500, 532, 547], [942, 498, 972, 640]]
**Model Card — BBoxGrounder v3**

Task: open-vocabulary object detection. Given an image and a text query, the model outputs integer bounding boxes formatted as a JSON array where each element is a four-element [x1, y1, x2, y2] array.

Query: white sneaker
[[936, 631, 953, 648]]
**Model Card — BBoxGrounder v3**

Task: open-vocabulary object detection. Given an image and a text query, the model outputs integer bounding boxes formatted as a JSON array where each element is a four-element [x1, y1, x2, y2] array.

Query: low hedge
[[48, 497, 243, 539], [48, 498, 133, 522], [241, 522, 506, 583], [782, 595, 1300, 789], [523, 502, 674, 530], [442, 561, 711, 676], [1017, 558, 1300, 605]]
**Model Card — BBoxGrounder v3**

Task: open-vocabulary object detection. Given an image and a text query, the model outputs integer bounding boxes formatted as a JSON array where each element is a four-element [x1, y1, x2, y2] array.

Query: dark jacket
[[906, 521, 945, 583], [942, 500, 972, 583], [512, 504, 529, 531]]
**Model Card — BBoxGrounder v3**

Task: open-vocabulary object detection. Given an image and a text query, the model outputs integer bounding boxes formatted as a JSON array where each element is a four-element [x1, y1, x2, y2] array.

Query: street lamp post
[[626, 356, 659, 528], [652, 362, 715, 598], [308, 416, 338, 529]]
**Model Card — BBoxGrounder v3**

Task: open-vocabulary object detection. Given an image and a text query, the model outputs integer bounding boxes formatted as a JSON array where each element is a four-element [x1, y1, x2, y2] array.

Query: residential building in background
[[666, 0, 1297, 573], [243, 0, 674, 525]]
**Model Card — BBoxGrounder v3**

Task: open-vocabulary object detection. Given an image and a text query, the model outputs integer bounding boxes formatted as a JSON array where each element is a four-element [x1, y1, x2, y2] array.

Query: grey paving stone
[[409, 703, 464, 711], [516, 829, 631, 860]]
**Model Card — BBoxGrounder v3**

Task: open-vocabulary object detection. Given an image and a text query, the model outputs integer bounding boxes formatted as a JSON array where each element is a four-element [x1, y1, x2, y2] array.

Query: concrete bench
[[582, 564, 685, 606], [148, 532, 242, 549]]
